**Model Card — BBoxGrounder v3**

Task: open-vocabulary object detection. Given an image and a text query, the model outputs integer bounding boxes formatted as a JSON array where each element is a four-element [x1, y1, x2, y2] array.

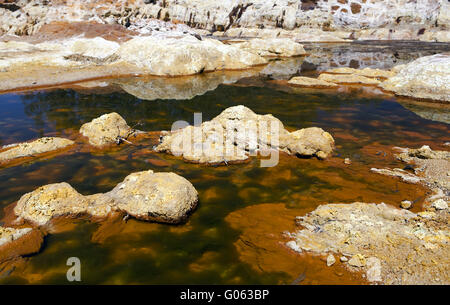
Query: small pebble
[[344, 158, 351, 165], [326, 254, 336, 266], [340, 256, 348, 262], [400, 200, 412, 209]]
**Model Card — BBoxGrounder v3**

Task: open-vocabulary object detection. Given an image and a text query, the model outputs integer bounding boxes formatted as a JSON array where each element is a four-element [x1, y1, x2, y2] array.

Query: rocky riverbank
[[287, 145, 450, 284], [0, 1, 448, 42]]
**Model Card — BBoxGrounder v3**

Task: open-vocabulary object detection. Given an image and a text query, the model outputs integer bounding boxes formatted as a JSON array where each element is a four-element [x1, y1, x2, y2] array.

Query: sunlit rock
[[79, 112, 133, 147], [117, 36, 267, 76], [381, 54, 450, 102], [100, 171, 198, 223], [13, 170, 198, 226], [324, 67, 396, 79], [156, 105, 334, 164], [287, 202, 450, 284], [0, 137, 74, 164], [318, 73, 381, 85], [234, 38, 306, 57], [288, 76, 338, 88]]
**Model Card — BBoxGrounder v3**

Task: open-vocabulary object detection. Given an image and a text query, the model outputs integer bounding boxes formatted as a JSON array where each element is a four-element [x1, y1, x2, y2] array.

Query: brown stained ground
[[225, 203, 367, 285], [1, 21, 139, 44]]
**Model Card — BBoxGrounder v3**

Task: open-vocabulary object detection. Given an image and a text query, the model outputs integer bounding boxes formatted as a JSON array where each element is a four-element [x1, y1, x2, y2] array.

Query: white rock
[[431, 199, 448, 210], [326, 254, 336, 266]]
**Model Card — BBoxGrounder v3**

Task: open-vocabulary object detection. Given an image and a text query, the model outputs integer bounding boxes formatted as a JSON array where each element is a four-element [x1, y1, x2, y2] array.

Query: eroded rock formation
[[1, 1, 448, 42], [287, 201, 449, 284], [381, 54, 450, 102], [155, 105, 335, 164], [13, 170, 199, 225], [0, 137, 74, 164]]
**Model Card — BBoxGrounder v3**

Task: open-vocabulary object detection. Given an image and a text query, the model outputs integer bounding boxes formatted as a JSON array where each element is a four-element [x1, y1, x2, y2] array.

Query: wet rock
[[287, 76, 337, 88], [14, 182, 92, 226], [283, 127, 335, 160], [392, 146, 450, 192], [344, 158, 352, 165], [0, 227, 33, 248], [100, 171, 198, 223], [326, 254, 336, 266], [13, 170, 198, 226], [381, 54, 450, 102], [79, 112, 133, 147], [117, 36, 267, 76], [318, 73, 381, 85], [287, 202, 450, 284], [400, 200, 412, 209], [0, 137, 74, 164], [156, 105, 334, 165], [324, 67, 396, 79], [234, 38, 306, 57]]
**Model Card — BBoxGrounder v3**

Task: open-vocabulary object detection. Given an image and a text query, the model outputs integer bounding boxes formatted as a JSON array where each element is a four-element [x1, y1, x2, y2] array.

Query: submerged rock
[[287, 202, 450, 284], [287, 76, 338, 88], [234, 38, 306, 57], [381, 54, 450, 102], [0, 137, 74, 164], [79, 112, 134, 147], [13, 170, 198, 226], [155, 105, 334, 165], [318, 73, 381, 85]]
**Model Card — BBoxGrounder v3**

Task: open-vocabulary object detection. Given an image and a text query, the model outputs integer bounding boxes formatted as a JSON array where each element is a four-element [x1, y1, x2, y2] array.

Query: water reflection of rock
[[259, 57, 304, 80], [398, 101, 450, 125], [302, 41, 450, 72], [114, 68, 262, 101]]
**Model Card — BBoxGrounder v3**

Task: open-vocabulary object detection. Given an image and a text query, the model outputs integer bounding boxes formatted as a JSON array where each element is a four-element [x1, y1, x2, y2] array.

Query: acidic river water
[[0, 42, 449, 284]]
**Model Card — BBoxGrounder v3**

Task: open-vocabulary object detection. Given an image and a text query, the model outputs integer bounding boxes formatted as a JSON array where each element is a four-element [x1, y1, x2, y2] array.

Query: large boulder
[[117, 36, 267, 76], [101, 171, 198, 223], [13, 170, 198, 226], [0, 137, 74, 164], [381, 54, 450, 102], [79, 112, 133, 147], [156, 105, 334, 164]]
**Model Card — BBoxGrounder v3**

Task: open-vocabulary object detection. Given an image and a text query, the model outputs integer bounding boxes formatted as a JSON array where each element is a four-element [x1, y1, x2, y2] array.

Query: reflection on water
[[303, 41, 450, 72], [0, 42, 449, 284]]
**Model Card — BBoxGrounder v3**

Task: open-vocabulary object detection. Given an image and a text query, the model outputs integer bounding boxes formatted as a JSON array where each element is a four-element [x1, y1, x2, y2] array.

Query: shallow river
[[0, 42, 449, 284]]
